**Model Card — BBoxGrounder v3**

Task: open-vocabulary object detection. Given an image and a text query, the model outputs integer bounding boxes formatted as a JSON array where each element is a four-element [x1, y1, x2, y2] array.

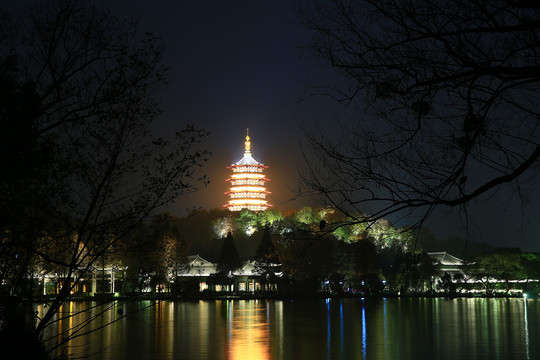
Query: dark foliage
[[0, 0, 209, 357], [255, 227, 280, 266], [217, 232, 242, 274]]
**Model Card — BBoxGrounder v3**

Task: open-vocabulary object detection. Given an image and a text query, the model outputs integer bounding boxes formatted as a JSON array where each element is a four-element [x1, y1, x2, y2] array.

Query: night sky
[[112, 1, 540, 252]]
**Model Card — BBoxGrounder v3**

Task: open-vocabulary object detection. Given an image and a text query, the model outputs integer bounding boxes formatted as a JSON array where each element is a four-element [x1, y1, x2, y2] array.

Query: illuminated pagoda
[[224, 130, 271, 211]]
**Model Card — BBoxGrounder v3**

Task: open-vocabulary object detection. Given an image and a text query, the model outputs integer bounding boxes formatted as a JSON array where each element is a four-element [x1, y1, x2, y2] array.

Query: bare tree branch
[[299, 0, 540, 229]]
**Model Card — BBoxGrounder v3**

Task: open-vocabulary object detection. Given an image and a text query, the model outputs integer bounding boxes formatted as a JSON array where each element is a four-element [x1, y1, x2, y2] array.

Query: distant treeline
[[110, 207, 540, 296]]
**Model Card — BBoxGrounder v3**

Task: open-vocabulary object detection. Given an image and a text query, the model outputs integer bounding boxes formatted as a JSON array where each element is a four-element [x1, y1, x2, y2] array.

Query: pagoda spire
[[245, 128, 251, 153]]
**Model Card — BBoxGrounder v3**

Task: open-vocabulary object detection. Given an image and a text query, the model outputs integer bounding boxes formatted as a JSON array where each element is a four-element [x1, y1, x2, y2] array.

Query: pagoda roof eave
[[223, 204, 274, 210], [224, 190, 271, 195], [225, 178, 270, 182], [227, 163, 269, 169]]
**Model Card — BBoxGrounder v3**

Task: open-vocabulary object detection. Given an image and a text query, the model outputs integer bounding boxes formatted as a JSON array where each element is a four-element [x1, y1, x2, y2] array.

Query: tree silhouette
[[217, 232, 242, 274], [300, 0, 540, 228], [0, 0, 209, 357], [255, 227, 280, 265], [254, 227, 281, 288]]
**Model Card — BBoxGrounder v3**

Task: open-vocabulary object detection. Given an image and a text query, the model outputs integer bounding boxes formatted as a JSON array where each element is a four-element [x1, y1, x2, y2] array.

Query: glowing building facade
[[224, 131, 271, 211]]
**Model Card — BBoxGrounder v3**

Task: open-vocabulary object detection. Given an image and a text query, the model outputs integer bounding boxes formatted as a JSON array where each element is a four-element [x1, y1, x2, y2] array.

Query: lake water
[[39, 297, 540, 360]]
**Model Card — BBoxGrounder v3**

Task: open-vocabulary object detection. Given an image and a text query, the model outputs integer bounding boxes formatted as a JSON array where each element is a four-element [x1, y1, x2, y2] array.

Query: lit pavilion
[[224, 130, 271, 211]]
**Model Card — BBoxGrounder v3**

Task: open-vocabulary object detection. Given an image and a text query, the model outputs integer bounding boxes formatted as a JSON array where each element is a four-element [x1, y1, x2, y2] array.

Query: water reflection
[[362, 304, 366, 360], [225, 300, 271, 360], [37, 298, 539, 360], [524, 298, 530, 360]]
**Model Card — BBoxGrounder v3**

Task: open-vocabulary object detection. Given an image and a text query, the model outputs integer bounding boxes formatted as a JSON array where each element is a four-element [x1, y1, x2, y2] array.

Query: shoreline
[[17, 290, 538, 303]]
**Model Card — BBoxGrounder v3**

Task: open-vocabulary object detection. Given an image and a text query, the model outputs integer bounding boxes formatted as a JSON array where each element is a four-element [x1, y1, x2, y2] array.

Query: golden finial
[[245, 128, 251, 152]]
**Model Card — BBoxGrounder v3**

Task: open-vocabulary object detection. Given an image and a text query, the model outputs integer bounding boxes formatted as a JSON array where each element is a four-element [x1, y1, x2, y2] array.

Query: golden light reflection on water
[[37, 301, 118, 358], [34, 298, 539, 360], [225, 300, 272, 360], [135, 299, 279, 360]]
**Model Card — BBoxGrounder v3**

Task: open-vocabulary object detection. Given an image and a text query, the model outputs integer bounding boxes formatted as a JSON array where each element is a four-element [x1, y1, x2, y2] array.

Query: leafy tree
[[149, 213, 188, 287], [333, 221, 368, 243], [295, 206, 324, 229], [278, 229, 336, 295], [467, 249, 524, 294], [452, 272, 467, 294], [254, 227, 281, 288], [0, 0, 209, 357], [179, 209, 229, 260], [257, 209, 284, 228], [438, 273, 456, 294], [234, 209, 259, 235], [122, 224, 157, 293], [300, 0, 540, 228], [212, 215, 235, 238], [255, 227, 280, 265], [121, 214, 188, 293], [520, 253, 540, 293], [217, 232, 242, 274], [422, 254, 441, 291], [162, 236, 188, 283], [378, 244, 407, 291], [333, 239, 382, 294], [406, 253, 439, 293]]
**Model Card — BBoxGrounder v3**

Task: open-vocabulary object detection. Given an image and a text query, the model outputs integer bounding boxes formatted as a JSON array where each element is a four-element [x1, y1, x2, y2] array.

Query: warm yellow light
[[230, 179, 265, 185], [229, 186, 266, 192], [224, 132, 271, 211], [230, 193, 266, 199], [245, 134, 251, 152], [232, 166, 262, 173], [227, 205, 269, 211], [231, 173, 265, 179], [229, 199, 267, 205]]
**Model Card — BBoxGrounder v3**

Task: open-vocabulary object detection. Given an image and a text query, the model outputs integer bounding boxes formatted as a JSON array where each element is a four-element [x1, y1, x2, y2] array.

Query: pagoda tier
[[224, 131, 272, 212]]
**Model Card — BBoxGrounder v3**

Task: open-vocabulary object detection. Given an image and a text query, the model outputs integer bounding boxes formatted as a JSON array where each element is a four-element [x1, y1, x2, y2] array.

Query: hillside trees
[[104, 207, 427, 295], [300, 0, 540, 228], [0, 0, 209, 357]]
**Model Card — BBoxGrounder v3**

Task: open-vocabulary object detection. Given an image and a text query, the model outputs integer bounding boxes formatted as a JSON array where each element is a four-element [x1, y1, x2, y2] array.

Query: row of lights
[[229, 193, 266, 199], [228, 199, 268, 206], [232, 166, 263, 173], [230, 179, 266, 186], [227, 186, 267, 193], [227, 205, 268, 212], [231, 173, 265, 180]]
